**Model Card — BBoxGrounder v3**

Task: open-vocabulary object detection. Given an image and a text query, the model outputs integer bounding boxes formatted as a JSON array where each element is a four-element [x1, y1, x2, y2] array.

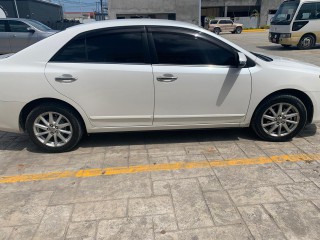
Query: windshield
[[272, 1, 299, 25], [26, 19, 52, 31]]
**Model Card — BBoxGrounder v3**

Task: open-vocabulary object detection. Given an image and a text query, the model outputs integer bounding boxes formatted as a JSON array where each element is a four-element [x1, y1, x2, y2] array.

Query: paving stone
[[0, 191, 52, 226], [296, 160, 319, 169], [228, 187, 285, 206], [172, 167, 213, 179], [153, 214, 178, 233], [312, 200, 320, 209], [238, 205, 285, 240], [103, 156, 128, 168], [150, 157, 173, 180], [284, 169, 311, 182], [8, 225, 37, 240], [276, 182, 320, 201], [128, 196, 173, 216], [97, 217, 153, 240], [155, 224, 252, 240], [33, 205, 72, 240], [214, 143, 247, 160], [185, 145, 218, 155], [300, 168, 320, 187], [198, 176, 222, 192], [0, 227, 12, 240], [204, 191, 242, 226], [74, 174, 152, 203], [153, 181, 171, 196], [129, 155, 149, 166], [72, 199, 127, 221], [214, 164, 293, 189], [264, 201, 320, 240], [66, 221, 97, 240], [170, 179, 214, 229]]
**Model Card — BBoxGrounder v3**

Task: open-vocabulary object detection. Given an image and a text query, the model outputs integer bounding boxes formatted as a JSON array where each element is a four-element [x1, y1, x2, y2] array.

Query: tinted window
[[51, 29, 146, 64], [86, 31, 145, 63], [220, 20, 227, 24], [226, 20, 233, 24], [51, 36, 86, 62], [210, 20, 218, 24], [9, 20, 29, 32], [152, 32, 236, 66], [296, 3, 319, 20], [0, 20, 6, 32]]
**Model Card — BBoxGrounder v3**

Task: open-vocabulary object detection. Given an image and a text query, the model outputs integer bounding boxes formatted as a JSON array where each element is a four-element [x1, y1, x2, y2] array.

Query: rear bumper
[[0, 100, 25, 133]]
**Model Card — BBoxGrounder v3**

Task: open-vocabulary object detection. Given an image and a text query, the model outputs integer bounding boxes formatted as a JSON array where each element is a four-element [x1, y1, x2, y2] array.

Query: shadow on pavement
[[257, 45, 320, 51]]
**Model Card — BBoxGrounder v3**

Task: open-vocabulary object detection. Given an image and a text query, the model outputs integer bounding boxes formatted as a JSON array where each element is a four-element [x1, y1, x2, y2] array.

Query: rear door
[[8, 20, 37, 52], [0, 20, 11, 54], [45, 27, 154, 128]]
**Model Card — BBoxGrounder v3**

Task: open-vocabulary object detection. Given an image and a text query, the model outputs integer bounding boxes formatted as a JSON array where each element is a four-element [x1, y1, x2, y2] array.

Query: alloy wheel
[[261, 103, 300, 137]]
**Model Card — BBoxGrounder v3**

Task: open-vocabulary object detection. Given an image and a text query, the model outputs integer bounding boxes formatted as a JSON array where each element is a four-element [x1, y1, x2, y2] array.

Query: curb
[[243, 29, 268, 33]]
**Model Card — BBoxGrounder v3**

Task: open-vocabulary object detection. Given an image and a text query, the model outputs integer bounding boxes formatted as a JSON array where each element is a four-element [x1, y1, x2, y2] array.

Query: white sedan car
[[0, 19, 320, 152]]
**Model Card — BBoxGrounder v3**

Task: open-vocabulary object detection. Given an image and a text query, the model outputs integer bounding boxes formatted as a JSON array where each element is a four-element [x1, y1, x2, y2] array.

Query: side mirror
[[27, 27, 35, 33], [237, 52, 247, 68]]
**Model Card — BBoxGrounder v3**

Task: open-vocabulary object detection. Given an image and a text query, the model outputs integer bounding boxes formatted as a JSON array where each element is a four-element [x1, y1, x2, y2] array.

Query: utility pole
[[199, 0, 201, 26], [13, 0, 20, 18], [100, 0, 103, 13]]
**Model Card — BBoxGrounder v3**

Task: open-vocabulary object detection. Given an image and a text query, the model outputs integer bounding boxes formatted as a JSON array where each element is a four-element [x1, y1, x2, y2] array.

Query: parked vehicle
[[0, 19, 320, 152], [0, 18, 58, 54], [208, 19, 243, 35], [269, 0, 320, 49]]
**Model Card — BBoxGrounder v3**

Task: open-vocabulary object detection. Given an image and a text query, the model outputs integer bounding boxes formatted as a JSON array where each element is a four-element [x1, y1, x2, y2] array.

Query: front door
[[148, 27, 252, 126], [45, 27, 154, 127], [0, 20, 10, 54]]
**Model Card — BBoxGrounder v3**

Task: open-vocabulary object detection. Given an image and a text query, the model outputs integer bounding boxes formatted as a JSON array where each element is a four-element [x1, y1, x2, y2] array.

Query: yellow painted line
[[0, 153, 318, 184]]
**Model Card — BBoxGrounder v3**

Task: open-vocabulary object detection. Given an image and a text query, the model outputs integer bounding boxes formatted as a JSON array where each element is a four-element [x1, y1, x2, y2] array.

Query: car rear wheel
[[213, 28, 221, 35], [235, 27, 242, 34], [298, 34, 315, 50], [26, 104, 83, 153], [251, 95, 307, 142]]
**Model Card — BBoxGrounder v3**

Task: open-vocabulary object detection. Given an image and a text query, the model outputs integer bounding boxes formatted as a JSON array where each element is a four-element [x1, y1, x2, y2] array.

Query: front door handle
[[157, 74, 178, 82], [55, 74, 78, 83]]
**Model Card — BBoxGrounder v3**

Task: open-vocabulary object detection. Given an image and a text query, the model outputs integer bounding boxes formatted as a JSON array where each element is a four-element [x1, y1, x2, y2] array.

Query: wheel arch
[[251, 89, 314, 125], [300, 32, 317, 43], [19, 98, 88, 133]]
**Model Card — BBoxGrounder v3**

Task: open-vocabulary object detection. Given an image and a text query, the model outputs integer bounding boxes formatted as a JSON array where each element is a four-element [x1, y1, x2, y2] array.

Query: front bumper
[[269, 32, 300, 46], [0, 100, 25, 133]]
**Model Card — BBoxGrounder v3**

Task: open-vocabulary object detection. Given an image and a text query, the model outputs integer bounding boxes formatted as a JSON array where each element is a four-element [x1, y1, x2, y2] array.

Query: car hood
[[256, 52, 320, 72]]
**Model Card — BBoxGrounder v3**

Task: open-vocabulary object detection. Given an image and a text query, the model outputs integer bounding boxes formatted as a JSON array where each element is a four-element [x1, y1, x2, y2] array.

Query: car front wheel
[[213, 28, 221, 35], [251, 95, 307, 142], [26, 104, 83, 153], [235, 27, 242, 34]]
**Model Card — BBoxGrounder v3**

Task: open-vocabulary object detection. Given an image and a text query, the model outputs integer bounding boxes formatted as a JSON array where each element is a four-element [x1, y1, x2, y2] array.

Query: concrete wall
[[108, 0, 200, 25], [260, 0, 284, 26]]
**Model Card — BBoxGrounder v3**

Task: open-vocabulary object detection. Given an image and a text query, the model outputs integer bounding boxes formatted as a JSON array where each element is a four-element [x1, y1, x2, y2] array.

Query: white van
[[269, 0, 320, 49]]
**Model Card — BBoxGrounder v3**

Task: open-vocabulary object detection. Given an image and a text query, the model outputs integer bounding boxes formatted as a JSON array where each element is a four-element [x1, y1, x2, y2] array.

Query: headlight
[[280, 33, 291, 38]]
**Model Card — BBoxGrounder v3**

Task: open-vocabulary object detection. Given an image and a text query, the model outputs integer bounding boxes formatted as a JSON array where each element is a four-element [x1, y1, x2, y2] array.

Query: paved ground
[[1, 32, 320, 240]]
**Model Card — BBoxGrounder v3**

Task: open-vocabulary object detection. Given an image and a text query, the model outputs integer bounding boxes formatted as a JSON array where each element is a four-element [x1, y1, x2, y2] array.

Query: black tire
[[213, 28, 221, 35], [281, 44, 291, 48], [26, 103, 83, 153], [298, 34, 315, 50], [235, 27, 242, 34], [251, 95, 307, 142], [231, 31, 236, 34]]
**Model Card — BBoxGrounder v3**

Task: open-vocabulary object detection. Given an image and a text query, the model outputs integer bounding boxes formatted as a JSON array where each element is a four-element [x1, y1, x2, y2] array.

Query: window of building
[[152, 32, 236, 66], [8, 20, 30, 32]]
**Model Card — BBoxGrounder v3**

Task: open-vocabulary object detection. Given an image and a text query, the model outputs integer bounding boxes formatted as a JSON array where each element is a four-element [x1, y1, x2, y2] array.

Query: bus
[[269, 0, 320, 49]]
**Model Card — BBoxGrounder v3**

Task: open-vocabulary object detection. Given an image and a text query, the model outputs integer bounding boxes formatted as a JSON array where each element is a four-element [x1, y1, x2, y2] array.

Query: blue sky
[[51, 0, 107, 13]]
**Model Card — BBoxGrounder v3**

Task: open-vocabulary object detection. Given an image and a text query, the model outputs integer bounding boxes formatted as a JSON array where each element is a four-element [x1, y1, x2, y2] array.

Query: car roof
[[67, 19, 202, 32]]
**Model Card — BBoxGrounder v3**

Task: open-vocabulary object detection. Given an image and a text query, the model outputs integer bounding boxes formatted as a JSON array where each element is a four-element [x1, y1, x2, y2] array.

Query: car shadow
[[0, 124, 318, 153], [257, 44, 320, 51]]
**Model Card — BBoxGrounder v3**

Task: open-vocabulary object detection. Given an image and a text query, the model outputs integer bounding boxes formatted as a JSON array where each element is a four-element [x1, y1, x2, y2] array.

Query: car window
[[220, 20, 227, 24], [296, 3, 319, 20], [26, 19, 52, 31], [51, 28, 146, 64], [226, 20, 233, 24], [152, 32, 236, 66], [86, 31, 145, 63], [210, 20, 218, 24], [8, 20, 30, 32], [0, 20, 6, 32]]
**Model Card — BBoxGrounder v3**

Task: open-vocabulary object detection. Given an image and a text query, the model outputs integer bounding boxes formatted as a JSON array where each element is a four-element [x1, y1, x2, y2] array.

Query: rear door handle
[[157, 74, 178, 82], [55, 74, 78, 83]]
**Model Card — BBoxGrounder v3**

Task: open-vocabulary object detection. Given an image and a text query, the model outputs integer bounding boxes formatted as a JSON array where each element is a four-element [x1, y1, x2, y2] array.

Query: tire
[[231, 31, 236, 34], [235, 27, 242, 34], [251, 95, 307, 142], [26, 103, 83, 153], [213, 28, 221, 35], [281, 44, 291, 48], [298, 34, 315, 50]]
